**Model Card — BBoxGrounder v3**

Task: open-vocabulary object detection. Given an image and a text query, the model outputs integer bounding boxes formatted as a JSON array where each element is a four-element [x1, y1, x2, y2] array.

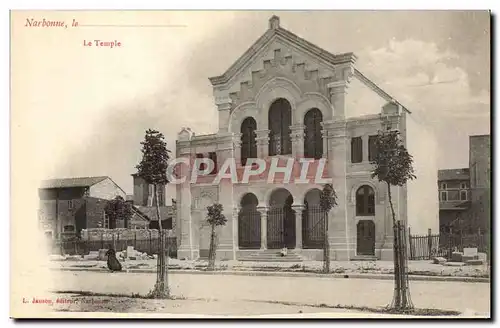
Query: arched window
[[304, 108, 323, 159], [268, 98, 292, 156], [356, 185, 375, 216], [240, 117, 257, 166]]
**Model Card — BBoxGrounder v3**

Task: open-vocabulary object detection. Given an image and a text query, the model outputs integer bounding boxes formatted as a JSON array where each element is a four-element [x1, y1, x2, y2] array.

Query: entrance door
[[357, 220, 375, 255]]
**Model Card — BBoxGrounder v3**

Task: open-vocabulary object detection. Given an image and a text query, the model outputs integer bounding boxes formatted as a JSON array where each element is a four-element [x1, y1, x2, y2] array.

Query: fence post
[[427, 228, 432, 260], [101, 232, 104, 250], [408, 227, 413, 260], [134, 230, 137, 249], [149, 230, 152, 254]]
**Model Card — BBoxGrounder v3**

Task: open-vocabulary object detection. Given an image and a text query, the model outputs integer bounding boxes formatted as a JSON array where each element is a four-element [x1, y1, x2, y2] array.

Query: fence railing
[[408, 229, 489, 260], [51, 234, 177, 258]]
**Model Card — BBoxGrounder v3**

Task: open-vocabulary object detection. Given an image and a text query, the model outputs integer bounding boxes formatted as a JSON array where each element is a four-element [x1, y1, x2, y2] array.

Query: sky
[[12, 11, 490, 195]]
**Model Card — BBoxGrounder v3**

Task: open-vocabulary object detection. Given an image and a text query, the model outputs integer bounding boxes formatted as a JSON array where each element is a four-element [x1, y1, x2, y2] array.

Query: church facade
[[175, 16, 439, 261]]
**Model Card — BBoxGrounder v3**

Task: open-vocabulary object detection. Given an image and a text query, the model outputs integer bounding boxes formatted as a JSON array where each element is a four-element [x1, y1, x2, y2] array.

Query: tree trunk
[[208, 223, 216, 271], [153, 183, 168, 298], [387, 181, 401, 309], [323, 210, 330, 273]]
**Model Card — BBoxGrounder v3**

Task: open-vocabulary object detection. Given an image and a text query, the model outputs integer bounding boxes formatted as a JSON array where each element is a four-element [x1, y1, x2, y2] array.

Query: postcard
[[10, 10, 491, 319]]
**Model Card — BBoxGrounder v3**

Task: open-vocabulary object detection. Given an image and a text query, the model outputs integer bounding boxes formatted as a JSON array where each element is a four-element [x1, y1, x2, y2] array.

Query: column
[[255, 130, 270, 159], [232, 206, 240, 252], [290, 124, 305, 158], [292, 204, 305, 249], [257, 206, 268, 250]]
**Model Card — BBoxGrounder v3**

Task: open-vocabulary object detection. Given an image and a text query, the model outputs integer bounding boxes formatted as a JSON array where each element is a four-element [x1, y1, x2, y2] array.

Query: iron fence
[[238, 208, 261, 249], [408, 229, 489, 260], [302, 205, 325, 249]]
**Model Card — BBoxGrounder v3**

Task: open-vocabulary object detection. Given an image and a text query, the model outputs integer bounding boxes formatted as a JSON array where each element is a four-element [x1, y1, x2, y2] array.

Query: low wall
[[56, 228, 177, 257], [81, 228, 174, 241]]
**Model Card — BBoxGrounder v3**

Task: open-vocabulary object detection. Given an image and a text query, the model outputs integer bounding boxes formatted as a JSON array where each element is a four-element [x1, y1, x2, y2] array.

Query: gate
[[238, 208, 261, 249], [302, 205, 325, 249], [267, 207, 284, 249], [267, 207, 296, 249]]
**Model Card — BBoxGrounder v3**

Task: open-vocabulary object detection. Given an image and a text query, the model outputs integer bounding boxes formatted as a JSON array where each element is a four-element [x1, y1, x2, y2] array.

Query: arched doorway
[[268, 98, 292, 156], [304, 108, 323, 159], [240, 117, 257, 166], [238, 193, 261, 249], [303, 189, 325, 249], [267, 188, 295, 249]]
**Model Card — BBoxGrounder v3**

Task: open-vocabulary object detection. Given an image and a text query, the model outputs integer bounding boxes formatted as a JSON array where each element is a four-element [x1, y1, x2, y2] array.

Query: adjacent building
[[175, 16, 439, 261], [38, 176, 127, 239], [38, 174, 177, 238], [437, 134, 491, 234], [129, 174, 175, 230], [437, 168, 470, 233]]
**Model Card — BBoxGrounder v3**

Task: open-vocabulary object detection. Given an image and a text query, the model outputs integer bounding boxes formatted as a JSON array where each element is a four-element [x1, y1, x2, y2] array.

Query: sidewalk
[[48, 257, 490, 282]]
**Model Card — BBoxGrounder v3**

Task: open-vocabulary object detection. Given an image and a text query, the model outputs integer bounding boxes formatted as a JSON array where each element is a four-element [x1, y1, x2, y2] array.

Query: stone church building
[[175, 16, 439, 261]]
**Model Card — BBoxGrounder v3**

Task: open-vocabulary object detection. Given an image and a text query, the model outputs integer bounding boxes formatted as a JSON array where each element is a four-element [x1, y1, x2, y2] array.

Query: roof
[[130, 207, 149, 222], [438, 168, 470, 181], [134, 206, 174, 221], [40, 176, 109, 189], [209, 15, 411, 114]]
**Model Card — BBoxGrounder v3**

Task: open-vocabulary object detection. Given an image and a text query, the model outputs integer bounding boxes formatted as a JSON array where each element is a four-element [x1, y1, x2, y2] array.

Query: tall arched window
[[268, 98, 292, 156], [241, 117, 257, 166], [356, 185, 375, 216], [304, 108, 323, 159]]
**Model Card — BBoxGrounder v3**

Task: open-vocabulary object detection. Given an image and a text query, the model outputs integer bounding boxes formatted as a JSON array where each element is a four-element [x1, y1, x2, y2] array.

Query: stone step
[[351, 255, 378, 261], [239, 258, 303, 262], [244, 255, 302, 258], [238, 250, 303, 262], [245, 253, 302, 258]]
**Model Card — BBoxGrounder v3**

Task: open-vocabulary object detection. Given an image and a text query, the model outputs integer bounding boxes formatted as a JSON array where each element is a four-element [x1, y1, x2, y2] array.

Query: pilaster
[[215, 97, 233, 133], [255, 130, 270, 159], [233, 133, 243, 165], [327, 64, 354, 119], [290, 124, 305, 158], [324, 120, 351, 260], [176, 147, 195, 260]]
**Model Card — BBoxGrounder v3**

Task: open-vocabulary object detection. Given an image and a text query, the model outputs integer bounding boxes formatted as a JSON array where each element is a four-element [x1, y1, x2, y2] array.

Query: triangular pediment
[[209, 16, 356, 93], [209, 16, 411, 115]]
